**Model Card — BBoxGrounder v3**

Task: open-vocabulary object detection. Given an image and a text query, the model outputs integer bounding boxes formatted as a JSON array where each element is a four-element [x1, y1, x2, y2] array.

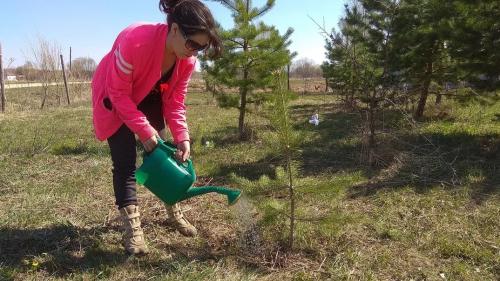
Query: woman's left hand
[[175, 140, 191, 162]]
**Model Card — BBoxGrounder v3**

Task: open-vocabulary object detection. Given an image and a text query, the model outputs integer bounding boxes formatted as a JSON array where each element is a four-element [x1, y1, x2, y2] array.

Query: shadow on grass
[[200, 99, 498, 203], [289, 102, 339, 120], [291, 102, 377, 178], [203, 102, 371, 182], [290, 102, 499, 202], [207, 102, 374, 182], [212, 154, 284, 183], [197, 126, 243, 148], [0, 222, 242, 279], [347, 132, 499, 203], [0, 223, 128, 278], [494, 113, 500, 122], [204, 123, 273, 147]]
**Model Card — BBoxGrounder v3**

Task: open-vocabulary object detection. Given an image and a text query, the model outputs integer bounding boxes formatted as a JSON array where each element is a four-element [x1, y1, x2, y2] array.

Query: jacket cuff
[[137, 125, 157, 143]]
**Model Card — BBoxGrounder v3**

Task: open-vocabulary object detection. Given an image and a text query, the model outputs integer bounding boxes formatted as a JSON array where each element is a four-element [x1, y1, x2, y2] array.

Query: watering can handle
[[155, 137, 175, 152], [154, 137, 193, 169], [141, 137, 173, 157]]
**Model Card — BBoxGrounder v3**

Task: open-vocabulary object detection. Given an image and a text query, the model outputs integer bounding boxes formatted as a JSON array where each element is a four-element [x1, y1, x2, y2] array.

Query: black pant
[[107, 93, 165, 209]]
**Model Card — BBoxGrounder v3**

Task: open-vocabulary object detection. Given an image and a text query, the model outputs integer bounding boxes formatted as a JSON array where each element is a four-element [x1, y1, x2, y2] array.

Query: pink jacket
[[92, 22, 195, 143]]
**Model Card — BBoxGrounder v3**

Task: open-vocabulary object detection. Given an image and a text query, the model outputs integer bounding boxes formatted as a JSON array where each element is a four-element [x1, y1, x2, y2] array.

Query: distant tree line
[[13, 56, 96, 81], [290, 58, 323, 79]]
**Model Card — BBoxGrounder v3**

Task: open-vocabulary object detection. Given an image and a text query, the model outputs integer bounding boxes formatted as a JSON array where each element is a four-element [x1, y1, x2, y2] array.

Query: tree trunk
[[368, 90, 376, 166], [414, 61, 433, 119], [41, 86, 48, 109], [435, 93, 442, 105], [239, 30, 250, 141], [287, 64, 290, 91], [287, 152, 295, 250], [239, 69, 249, 140], [350, 42, 358, 109]]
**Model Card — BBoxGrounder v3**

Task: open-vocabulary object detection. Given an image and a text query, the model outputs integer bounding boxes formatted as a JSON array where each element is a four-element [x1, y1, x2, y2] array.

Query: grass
[[0, 84, 498, 280]]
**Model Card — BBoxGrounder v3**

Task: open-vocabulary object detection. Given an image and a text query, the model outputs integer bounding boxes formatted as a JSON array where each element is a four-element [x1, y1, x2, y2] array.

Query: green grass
[[0, 86, 498, 280]]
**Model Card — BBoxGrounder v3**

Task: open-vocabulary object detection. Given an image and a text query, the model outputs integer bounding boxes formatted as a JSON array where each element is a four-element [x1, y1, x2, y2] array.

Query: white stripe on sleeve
[[115, 57, 132, 75], [115, 47, 133, 70]]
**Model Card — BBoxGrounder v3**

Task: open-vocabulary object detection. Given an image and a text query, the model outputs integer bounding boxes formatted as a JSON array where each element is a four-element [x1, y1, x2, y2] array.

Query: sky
[[0, 0, 345, 70]]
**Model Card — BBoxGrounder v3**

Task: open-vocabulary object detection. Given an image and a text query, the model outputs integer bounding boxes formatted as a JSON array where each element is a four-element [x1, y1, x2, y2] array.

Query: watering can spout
[[180, 186, 242, 206]]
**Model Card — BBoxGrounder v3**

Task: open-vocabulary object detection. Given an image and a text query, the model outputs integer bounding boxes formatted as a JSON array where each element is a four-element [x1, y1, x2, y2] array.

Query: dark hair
[[159, 0, 222, 58]]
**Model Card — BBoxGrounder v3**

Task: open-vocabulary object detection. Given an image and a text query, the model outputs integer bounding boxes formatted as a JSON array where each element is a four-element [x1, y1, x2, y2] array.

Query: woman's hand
[[142, 135, 158, 152], [175, 140, 191, 162]]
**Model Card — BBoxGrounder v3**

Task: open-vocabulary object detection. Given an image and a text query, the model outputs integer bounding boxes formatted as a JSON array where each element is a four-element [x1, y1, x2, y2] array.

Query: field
[[0, 82, 498, 280]]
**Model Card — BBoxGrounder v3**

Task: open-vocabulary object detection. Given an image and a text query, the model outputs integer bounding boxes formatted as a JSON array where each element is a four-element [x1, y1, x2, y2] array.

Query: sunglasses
[[178, 27, 209, 52]]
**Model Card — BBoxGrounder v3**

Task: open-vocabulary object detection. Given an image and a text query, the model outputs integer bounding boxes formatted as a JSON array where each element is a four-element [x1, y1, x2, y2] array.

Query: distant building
[[6, 75, 17, 81]]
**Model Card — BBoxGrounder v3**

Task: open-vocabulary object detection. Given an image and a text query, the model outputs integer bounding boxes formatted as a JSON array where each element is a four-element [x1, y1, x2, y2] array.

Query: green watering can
[[135, 138, 241, 206]]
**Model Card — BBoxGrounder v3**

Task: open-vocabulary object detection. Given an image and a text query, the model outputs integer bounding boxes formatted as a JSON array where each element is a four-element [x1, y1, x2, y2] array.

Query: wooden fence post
[[60, 54, 70, 105], [0, 43, 5, 113], [69, 46, 72, 72]]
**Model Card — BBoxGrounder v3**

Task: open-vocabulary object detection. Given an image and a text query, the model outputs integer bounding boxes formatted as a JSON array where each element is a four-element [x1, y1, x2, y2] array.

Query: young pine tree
[[268, 68, 301, 250]]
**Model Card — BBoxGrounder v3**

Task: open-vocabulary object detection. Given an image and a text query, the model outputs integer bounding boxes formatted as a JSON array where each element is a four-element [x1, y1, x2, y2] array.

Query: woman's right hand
[[142, 135, 158, 152]]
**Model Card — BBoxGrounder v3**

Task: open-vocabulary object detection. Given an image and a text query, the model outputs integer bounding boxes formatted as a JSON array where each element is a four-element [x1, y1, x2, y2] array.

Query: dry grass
[[0, 85, 498, 280]]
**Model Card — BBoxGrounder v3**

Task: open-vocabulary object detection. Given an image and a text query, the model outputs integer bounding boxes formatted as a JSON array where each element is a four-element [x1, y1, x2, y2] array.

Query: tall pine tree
[[201, 0, 295, 140], [448, 0, 500, 90], [322, 0, 400, 165], [392, 0, 455, 118]]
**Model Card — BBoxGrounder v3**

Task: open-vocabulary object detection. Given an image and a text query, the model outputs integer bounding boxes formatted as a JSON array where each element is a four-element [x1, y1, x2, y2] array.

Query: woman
[[91, 0, 221, 255]]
